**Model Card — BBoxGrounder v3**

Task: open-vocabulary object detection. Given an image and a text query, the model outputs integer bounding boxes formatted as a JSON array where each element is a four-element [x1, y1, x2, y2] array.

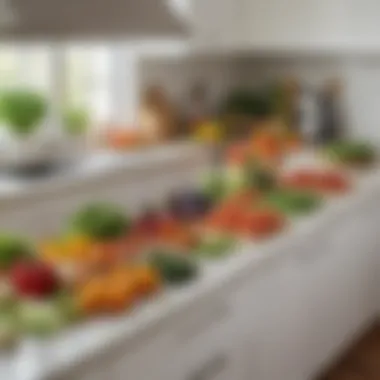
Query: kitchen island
[[1, 155, 380, 380]]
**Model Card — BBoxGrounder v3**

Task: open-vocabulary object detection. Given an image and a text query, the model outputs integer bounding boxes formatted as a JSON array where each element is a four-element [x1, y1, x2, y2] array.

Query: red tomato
[[205, 205, 243, 232], [318, 172, 350, 193], [282, 170, 350, 194], [244, 209, 285, 239]]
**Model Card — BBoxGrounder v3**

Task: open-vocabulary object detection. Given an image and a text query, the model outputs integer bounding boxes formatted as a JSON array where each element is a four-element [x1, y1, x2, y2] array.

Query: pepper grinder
[[317, 78, 344, 145]]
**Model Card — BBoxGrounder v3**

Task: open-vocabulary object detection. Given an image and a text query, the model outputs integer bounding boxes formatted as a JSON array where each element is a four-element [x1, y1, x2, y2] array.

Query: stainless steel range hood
[[0, 0, 188, 40]]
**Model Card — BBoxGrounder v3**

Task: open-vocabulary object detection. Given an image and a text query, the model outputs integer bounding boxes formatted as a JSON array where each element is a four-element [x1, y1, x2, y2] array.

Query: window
[[65, 45, 114, 126], [0, 43, 139, 130], [0, 44, 51, 91]]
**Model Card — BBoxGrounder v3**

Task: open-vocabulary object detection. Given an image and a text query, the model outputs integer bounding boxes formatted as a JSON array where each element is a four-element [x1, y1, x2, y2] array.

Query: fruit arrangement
[[0, 139, 374, 350]]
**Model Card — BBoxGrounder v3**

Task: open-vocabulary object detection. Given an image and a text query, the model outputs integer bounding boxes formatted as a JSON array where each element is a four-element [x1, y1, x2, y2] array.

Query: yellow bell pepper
[[193, 121, 223, 143]]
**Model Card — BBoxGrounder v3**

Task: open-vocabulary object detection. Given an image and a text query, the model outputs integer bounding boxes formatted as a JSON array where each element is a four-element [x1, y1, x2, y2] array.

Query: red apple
[[10, 261, 60, 299]]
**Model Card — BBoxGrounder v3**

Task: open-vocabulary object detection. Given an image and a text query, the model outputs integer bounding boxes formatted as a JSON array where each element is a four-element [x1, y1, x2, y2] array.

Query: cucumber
[[266, 189, 322, 216], [150, 252, 198, 285]]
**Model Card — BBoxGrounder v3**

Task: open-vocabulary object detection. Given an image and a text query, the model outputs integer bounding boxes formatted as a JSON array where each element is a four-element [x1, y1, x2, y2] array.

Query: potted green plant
[[218, 87, 277, 140], [63, 107, 89, 137], [61, 106, 90, 155], [0, 89, 63, 170], [0, 90, 47, 137]]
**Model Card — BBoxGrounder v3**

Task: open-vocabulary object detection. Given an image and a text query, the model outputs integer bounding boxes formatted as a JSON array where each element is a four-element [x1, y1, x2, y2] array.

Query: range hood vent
[[0, 0, 188, 40]]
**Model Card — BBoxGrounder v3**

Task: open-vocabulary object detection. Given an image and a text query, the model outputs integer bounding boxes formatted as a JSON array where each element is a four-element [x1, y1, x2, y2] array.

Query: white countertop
[[2, 157, 380, 380], [0, 142, 208, 207]]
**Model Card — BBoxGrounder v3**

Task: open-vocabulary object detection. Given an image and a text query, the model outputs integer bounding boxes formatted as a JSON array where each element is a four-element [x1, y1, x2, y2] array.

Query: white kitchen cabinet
[[190, 0, 242, 52], [56, 295, 241, 380], [344, 0, 380, 48], [53, 325, 175, 380], [240, 0, 350, 51], [226, 192, 380, 380], [191, 0, 350, 52], [282, 195, 380, 379], [229, 239, 307, 380], [191, 0, 380, 53]]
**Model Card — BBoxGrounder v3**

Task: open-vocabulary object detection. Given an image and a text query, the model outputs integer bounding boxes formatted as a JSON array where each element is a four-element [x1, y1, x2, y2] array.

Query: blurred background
[[2, 2, 380, 380], [1, 0, 380, 169]]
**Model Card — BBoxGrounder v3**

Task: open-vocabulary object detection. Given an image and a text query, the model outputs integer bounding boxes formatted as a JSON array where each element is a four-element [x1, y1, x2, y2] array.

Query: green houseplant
[[0, 90, 48, 136], [0, 89, 71, 171], [63, 107, 89, 136], [218, 87, 277, 139]]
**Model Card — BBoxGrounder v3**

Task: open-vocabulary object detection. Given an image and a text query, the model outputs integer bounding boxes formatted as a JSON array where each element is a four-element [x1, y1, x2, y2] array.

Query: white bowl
[[0, 122, 88, 172]]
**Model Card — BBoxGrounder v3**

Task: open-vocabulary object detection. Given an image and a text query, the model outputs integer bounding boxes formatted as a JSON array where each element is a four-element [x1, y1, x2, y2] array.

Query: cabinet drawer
[[170, 295, 241, 380], [54, 328, 174, 380]]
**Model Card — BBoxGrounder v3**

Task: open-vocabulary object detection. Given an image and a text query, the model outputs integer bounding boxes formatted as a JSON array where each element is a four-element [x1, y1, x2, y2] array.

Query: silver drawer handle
[[175, 300, 230, 345], [187, 353, 228, 380]]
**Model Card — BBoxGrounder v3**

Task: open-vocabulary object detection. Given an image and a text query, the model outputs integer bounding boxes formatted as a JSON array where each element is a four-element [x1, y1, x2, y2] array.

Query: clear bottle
[[299, 84, 320, 145]]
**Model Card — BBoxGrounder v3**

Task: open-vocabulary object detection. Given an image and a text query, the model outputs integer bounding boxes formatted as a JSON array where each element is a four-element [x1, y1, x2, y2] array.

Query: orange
[[77, 278, 108, 314], [133, 266, 161, 296], [104, 281, 137, 312]]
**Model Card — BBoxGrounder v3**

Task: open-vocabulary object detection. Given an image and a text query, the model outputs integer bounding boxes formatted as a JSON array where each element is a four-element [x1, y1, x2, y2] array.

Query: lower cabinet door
[[293, 204, 380, 379], [231, 248, 306, 380], [170, 295, 242, 380]]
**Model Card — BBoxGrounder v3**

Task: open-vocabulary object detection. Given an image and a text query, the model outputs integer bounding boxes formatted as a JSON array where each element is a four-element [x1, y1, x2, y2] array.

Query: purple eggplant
[[167, 190, 212, 221]]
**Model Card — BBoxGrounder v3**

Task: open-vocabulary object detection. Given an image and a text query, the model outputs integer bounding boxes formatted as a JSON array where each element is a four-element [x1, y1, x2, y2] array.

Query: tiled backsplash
[[235, 56, 380, 145], [138, 54, 380, 145], [137, 56, 240, 110]]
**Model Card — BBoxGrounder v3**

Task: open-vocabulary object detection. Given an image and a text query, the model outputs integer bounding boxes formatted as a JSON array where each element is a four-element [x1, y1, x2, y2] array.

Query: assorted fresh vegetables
[[0, 138, 374, 350], [244, 161, 278, 192], [282, 170, 351, 194], [324, 141, 376, 167]]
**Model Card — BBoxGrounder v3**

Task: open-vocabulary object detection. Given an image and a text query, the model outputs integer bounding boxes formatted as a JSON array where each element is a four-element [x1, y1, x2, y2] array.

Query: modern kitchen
[[1, 1, 380, 380]]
